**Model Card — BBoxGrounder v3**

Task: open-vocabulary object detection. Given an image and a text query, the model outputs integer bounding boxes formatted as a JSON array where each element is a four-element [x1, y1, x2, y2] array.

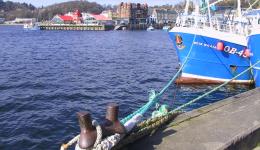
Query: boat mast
[[194, 0, 200, 27], [184, 0, 190, 15], [206, 0, 213, 27], [236, 0, 243, 34], [182, 0, 190, 26], [237, 0, 242, 19]]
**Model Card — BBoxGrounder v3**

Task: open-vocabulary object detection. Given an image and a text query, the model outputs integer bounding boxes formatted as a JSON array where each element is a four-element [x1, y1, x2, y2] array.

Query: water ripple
[[0, 26, 251, 149]]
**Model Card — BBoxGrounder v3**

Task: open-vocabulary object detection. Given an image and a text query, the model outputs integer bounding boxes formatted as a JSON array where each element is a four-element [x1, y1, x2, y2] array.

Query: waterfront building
[[81, 13, 94, 24], [117, 2, 148, 25], [82, 13, 113, 25], [150, 9, 178, 24], [92, 14, 113, 25], [51, 10, 113, 25], [101, 10, 114, 20], [51, 10, 83, 24], [71, 10, 83, 24], [52, 15, 74, 24], [13, 18, 36, 24], [0, 18, 4, 24]]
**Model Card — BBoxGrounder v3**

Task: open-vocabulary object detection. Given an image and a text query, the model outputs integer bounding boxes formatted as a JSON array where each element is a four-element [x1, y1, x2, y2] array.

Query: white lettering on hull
[[193, 42, 247, 58]]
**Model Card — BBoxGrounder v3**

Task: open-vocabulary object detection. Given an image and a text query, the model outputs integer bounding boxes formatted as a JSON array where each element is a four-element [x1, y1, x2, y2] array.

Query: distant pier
[[129, 88, 260, 150], [39, 24, 114, 31]]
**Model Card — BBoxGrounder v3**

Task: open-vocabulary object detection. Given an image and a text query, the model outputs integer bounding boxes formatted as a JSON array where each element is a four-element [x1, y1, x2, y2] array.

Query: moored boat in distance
[[23, 18, 39, 30], [24, 23, 39, 30], [169, 0, 253, 84], [147, 25, 155, 31], [163, 25, 171, 31]]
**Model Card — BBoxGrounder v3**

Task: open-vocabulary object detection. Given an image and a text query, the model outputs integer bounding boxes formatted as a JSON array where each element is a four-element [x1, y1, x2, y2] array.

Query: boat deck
[[129, 88, 260, 150]]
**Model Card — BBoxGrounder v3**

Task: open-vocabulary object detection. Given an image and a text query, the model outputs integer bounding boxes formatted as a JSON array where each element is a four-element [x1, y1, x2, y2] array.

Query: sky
[[5, 0, 182, 7]]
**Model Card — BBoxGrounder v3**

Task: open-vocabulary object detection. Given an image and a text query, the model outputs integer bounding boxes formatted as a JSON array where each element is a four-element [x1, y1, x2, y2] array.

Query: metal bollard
[[106, 103, 119, 122], [77, 112, 97, 149], [103, 103, 126, 136]]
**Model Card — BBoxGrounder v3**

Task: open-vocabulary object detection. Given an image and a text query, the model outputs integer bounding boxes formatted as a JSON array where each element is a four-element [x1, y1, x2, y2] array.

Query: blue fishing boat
[[168, 0, 253, 84], [169, 27, 252, 84], [247, 29, 260, 87]]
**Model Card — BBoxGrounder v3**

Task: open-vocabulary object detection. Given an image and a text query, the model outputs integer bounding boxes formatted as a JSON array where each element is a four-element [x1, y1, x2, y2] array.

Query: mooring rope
[[92, 120, 103, 148], [61, 61, 260, 150], [60, 135, 80, 150], [61, 44, 260, 150], [171, 60, 260, 113], [120, 34, 197, 124], [93, 134, 121, 150], [112, 60, 260, 149], [113, 112, 180, 150]]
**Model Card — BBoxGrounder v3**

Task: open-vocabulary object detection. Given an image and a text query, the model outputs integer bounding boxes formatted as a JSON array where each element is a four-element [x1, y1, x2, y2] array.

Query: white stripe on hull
[[249, 28, 260, 36], [182, 73, 252, 83]]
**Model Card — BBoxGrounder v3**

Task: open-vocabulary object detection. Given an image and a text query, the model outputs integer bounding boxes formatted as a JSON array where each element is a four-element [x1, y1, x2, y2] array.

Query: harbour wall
[[39, 24, 114, 31]]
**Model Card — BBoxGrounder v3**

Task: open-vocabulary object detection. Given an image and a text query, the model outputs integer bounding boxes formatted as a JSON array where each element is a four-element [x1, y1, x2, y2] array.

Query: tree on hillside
[[37, 1, 104, 20], [0, 0, 105, 21]]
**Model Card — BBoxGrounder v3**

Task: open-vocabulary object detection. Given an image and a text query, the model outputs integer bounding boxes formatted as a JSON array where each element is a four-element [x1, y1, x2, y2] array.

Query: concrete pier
[[130, 88, 260, 150]]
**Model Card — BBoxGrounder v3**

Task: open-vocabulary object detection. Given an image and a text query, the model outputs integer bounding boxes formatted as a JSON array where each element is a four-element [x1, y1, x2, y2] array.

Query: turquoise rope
[[120, 35, 197, 124], [171, 60, 260, 113]]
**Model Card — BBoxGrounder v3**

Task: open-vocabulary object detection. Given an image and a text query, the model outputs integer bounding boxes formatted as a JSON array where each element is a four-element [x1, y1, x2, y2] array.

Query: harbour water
[[0, 25, 252, 149]]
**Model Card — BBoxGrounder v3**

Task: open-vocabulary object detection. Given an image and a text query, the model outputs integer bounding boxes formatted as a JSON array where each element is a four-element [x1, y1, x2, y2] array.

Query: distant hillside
[[37, 1, 104, 21], [0, 0, 104, 21], [216, 0, 260, 9], [0, 0, 36, 20]]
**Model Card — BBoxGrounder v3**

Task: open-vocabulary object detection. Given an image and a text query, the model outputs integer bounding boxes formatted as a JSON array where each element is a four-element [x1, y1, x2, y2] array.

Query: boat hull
[[169, 27, 252, 84], [248, 30, 260, 87]]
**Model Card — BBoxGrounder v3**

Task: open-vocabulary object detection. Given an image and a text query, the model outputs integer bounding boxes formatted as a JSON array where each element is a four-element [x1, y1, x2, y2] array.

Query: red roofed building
[[91, 14, 110, 21], [72, 10, 83, 24], [59, 15, 73, 21], [51, 10, 83, 24], [51, 10, 114, 25], [82, 13, 113, 25], [52, 15, 73, 24]]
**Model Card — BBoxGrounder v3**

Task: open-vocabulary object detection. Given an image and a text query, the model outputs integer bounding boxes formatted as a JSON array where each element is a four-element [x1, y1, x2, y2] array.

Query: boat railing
[[176, 16, 250, 36]]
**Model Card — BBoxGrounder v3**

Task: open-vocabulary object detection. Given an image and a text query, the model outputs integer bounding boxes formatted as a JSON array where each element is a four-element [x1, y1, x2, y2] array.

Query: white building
[[13, 18, 36, 24], [0, 18, 5, 24], [82, 13, 113, 25], [149, 9, 178, 24]]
